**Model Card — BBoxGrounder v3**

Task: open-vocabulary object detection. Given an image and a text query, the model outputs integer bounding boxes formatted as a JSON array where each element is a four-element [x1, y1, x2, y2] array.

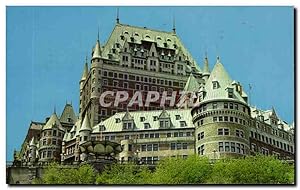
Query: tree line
[[33, 155, 294, 185]]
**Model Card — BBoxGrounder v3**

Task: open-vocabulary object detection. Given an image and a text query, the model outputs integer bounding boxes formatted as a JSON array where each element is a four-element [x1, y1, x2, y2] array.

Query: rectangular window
[[199, 145, 204, 155], [224, 128, 229, 135], [174, 132, 178, 137], [236, 143, 241, 153], [147, 144, 152, 151], [224, 116, 228, 121], [224, 103, 228, 109], [218, 128, 223, 135], [229, 103, 233, 109], [183, 143, 188, 149], [213, 117, 217, 122], [153, 144, 159, 151], [167, 133, 172, 137], [141, 145, 146, 151], [219, 116, 223, 122], [225, 142, 230, 152], [171, 143, 176, 150], [231, 142, 236, 152], [177, 143, 182, 150], [212, 103, 218, 109], [219, 142, 224, 152]]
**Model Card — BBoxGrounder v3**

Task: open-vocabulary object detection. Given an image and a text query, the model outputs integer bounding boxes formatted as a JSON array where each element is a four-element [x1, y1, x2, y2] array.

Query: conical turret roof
[[42, 112, 65, 131], [60, 103, 77, 124], [202, 57, 246, 103], [183, 73, 200, 92], [92, 39, 101, 59], [79, 114, 92, 131], [81, 60, 88, 81]]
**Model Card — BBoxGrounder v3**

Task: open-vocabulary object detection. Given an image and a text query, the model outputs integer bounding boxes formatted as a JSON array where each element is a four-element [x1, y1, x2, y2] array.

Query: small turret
[[79, 114, 92, 143], [91, 31, 102, 61]]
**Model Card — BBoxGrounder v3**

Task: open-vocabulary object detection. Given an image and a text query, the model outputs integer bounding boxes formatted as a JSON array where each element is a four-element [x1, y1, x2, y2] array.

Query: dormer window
[[180, 121, 187, 127], [144, 123, 150, 129], [153, 116, 158, 121], [115, 118, 121, 123], [175, 115, 181, 120], [140, 117, 145, 122], [99, 125, 106, 131], [212, 81, 219, 89], [228, 88, 234, 98], [123, 122, 133, 130]]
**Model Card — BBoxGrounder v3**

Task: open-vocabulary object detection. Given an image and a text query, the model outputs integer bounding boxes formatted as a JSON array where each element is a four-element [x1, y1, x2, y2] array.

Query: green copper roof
[[42, 113, 65, 131], [92, 40, 102, 59], [92, 108, 193, 133], [183, 73, 200, 91], [80, 114, 92, 131], [60, 103, 77, 124], [100, 23, 201, 72], [81, 62, 88, 81], [202, 58, 246, 104]]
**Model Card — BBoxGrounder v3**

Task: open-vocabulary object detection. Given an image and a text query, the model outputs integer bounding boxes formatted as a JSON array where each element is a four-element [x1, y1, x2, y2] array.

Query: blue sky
[[6, 6, 294, 161]]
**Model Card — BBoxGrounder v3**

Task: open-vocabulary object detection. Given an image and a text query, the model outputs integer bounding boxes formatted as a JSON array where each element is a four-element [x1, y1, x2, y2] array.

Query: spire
[[80, 113, 92, 131], [97, 26, 99, 41], [203, 53, 210, 74], [183, 73, 200, 92], [172, 15, 176, 34], [116, 8, 120, 24], [92, 30, 102, 60], [81, 57, 88, 81]]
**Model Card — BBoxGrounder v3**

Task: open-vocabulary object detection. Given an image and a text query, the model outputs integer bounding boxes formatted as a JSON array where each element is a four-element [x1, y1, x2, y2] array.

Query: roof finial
[[116, 8, 120, 24], [172, 15, 176, 33], [54, 105, 56, 114], [97, 26, 100, 41], [205, 51, 208, 59]]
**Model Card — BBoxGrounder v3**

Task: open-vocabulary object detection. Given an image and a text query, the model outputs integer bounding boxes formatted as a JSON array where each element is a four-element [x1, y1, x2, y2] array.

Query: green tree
[[96, 162, 152, 184], [151, 155, 212, 184], [39, 163, 96, 184], [207, 155, 294, 184]]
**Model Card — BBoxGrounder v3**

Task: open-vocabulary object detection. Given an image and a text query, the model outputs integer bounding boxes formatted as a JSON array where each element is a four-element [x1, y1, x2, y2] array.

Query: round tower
[[191, 57, 251, 159], [38, 112, 65, 164]]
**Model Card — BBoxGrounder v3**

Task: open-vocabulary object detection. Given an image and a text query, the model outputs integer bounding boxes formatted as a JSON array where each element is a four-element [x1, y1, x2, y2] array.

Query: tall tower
[[191, 57, 251, 159]]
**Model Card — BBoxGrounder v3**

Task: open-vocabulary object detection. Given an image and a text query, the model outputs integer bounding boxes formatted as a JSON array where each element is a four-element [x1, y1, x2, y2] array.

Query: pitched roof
[[42, 113, 65, 131], [202, 59, 246, 103], [183, 73, 200, 91], [122, 110, 133, 121], [92, 108, 193, 133], [100, 23, 201, 72], [60, 103, 77, 124]]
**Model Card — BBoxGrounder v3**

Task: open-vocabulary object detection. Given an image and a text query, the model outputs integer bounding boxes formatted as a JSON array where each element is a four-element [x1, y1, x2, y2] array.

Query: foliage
[[96, 162, 152, 184], [37, 163, 96, 184], [151, 155, 212, 184], [36, 155, 294, 185], [207, 155, 294, 184]]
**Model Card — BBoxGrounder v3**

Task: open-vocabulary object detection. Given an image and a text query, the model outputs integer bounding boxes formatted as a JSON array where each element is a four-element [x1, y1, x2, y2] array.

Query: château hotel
[[13, 17, 295, 167]]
